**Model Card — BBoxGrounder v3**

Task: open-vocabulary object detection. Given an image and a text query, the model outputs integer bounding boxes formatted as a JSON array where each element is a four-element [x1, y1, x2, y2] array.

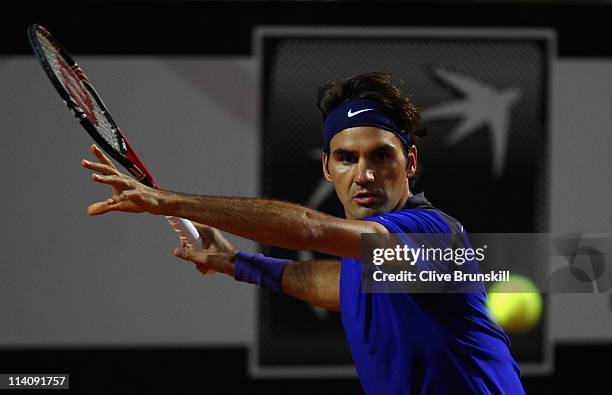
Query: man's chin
[[349, 204, 389, 220]]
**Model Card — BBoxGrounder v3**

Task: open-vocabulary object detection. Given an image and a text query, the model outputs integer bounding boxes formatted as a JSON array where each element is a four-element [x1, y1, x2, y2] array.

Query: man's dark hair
[[317, 72, 427, 189]]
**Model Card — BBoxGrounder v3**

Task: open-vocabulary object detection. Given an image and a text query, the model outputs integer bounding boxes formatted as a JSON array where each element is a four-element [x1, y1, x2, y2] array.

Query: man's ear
[[406, 145, 417, 178], [322, 151, 333, 182]]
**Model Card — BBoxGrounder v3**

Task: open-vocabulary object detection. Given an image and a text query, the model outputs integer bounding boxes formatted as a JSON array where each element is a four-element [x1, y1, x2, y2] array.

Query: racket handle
[[164, 216, 215, 275]]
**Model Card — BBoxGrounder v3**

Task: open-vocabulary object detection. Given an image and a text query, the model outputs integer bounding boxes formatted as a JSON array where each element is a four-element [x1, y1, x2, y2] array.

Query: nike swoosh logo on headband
[[347, 108, 374, 117]]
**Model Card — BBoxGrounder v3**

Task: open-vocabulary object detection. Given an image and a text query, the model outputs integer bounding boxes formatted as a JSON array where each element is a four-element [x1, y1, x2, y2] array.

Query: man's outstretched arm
[[82, 145, 388, 260], [166, 193, 373, 260]]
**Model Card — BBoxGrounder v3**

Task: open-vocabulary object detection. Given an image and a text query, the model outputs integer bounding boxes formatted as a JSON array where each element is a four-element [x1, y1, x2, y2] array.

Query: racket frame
[[28, 24, 157, 188], [28, 24, 208, 268]]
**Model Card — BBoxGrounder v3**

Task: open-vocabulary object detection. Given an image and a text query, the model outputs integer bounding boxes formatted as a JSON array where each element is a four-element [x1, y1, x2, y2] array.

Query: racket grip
[[164, 216, 215, 275]]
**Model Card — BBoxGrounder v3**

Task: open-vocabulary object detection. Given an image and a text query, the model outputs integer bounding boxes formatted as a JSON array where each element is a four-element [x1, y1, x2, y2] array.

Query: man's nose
[[354, 160, 375, 185]]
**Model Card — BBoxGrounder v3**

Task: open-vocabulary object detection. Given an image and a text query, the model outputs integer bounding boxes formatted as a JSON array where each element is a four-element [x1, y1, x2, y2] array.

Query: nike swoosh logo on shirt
[[347, 108, 374, 117]]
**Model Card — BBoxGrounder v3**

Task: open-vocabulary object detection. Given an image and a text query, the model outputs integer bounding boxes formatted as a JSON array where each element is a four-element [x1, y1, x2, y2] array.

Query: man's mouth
[[352, 191, 382, 207]]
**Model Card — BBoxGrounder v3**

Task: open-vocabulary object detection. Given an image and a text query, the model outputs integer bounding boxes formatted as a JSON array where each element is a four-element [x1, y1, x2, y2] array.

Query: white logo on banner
[[422, 66, 521, 178]]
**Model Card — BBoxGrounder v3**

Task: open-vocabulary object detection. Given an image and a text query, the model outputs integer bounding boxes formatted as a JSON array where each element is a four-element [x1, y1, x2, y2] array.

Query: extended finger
[[82, 159, 119, 176], [87, 200, 120, 215], [91, 173, 133, 188], [87, 196, 142, 215], [91, 144, 118, 169]]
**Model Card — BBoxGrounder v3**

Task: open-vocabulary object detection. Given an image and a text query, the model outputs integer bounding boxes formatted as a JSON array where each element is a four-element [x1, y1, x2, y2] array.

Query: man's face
[[322, 126, 416, 220]]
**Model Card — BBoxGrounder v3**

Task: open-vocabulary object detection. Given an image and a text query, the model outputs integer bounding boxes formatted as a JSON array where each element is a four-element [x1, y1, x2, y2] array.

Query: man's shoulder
[[366, 208, 450, 234], [366, 193, 464, 234]]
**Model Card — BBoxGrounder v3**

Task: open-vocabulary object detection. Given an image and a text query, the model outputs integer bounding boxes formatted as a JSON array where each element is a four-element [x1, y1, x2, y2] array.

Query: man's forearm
[[280, 260, 341, 311], [162, 192, 375, 259]]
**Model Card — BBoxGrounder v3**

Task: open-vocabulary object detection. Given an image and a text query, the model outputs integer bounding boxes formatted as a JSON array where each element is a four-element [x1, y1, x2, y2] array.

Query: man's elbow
[[314, 301, 341, 312], [368, 221, 390, 235]]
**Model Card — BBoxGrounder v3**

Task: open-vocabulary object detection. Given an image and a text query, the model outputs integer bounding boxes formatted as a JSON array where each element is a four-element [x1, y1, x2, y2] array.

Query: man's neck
[[394, 188, 413, 211]]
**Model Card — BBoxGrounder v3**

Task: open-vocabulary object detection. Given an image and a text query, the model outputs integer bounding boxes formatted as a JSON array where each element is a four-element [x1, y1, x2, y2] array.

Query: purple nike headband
[[323, 98, 412, 151]]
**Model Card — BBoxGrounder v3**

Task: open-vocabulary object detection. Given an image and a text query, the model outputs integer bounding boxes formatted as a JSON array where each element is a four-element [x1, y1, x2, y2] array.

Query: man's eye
[[339, 155, 356, 163], [374, 152, 389, 161]]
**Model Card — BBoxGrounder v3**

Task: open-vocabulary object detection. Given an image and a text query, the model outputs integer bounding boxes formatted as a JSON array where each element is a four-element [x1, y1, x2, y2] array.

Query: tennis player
[[82, 72, 525, 394]]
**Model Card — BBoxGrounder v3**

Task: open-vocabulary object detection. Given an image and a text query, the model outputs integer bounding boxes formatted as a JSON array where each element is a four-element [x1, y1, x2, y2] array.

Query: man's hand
[[173, 222, 240, 276], [81, 144, 168, 216]]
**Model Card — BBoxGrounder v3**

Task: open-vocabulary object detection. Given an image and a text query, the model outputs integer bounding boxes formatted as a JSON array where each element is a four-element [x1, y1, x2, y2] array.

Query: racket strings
[[35, 28, 123, 155]]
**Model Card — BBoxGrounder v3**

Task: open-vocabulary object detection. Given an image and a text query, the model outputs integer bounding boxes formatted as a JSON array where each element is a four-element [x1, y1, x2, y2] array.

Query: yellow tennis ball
[[487, 275, 542, 335]]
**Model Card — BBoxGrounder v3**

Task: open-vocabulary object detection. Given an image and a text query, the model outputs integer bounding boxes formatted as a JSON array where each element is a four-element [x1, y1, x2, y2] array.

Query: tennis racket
[[28, 24, 210, 271]]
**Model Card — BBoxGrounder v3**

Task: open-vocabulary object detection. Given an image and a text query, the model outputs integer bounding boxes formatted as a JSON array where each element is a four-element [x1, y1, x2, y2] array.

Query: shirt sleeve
[[365, 208, 452, 234]]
